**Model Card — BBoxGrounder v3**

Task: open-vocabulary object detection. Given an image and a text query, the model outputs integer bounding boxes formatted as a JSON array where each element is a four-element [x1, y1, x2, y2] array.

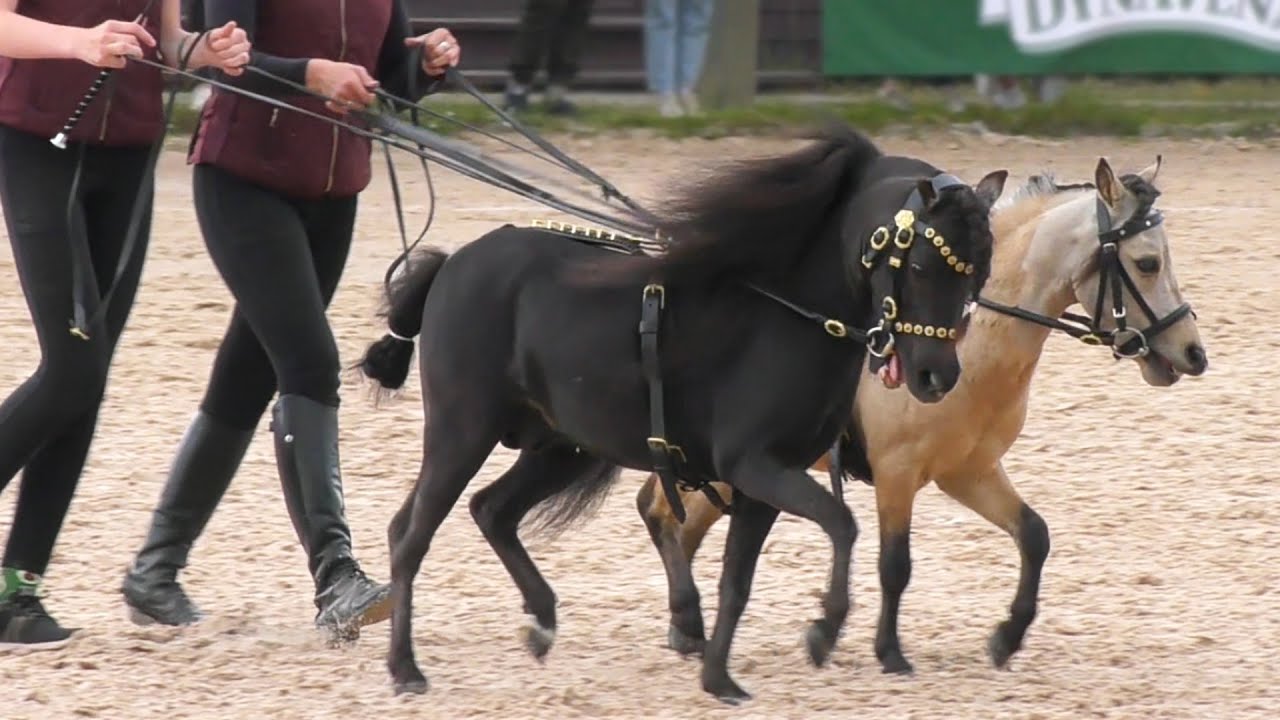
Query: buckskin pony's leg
[[934, 461, 1050, 668], [636, 475, 730, 657], [871, 468, 923, 674]]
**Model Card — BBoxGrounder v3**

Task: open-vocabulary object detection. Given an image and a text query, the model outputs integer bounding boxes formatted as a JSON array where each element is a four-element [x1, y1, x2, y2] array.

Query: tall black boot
[[270, 394, 391, 638], [121, 411, 254, 626]]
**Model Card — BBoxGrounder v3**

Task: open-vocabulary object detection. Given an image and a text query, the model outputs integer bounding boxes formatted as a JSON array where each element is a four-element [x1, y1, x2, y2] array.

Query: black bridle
[[976, 187, 1193, 360]]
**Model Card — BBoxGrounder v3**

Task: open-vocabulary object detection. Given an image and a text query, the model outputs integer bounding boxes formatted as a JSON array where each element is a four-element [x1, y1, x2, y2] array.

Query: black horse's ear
[[973, 170, 1008, 207], [917, 178, 939, 208]]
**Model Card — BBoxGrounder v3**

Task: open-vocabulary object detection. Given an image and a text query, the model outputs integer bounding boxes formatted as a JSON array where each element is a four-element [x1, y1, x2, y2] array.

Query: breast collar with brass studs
[[975, 185, 1194, 360], [859, 173, 975, 358]]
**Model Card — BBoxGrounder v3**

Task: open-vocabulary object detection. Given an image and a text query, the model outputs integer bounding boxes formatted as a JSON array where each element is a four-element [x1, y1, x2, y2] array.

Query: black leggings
[[0, 125, 152, 575], [192, 164, 355, 431]]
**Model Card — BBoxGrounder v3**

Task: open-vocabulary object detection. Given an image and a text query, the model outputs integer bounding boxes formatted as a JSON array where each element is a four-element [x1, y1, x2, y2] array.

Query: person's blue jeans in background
[[645, 0, 714, 109]]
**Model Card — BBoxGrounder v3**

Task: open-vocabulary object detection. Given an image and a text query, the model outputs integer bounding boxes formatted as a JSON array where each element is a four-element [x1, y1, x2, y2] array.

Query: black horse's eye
[[1135, 256, 1160, 274]]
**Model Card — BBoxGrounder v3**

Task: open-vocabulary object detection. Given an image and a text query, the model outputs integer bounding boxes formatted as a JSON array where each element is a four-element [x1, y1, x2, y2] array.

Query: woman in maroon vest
[[0, 1, 248, 650], [121, 0, 461, 641]]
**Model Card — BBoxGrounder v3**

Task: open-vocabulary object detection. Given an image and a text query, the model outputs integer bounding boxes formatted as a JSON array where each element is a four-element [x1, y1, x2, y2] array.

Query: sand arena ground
[[0, 131, 1277, 719]]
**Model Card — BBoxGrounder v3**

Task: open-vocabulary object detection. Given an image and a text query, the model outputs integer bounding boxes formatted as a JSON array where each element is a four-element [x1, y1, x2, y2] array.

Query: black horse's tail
[[359, 247, 450, 391], [520, 453, 622, 541]]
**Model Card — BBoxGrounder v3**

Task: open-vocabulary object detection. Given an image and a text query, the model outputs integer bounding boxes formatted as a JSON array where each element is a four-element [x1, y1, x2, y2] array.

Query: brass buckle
[[823, 319, 847, 338], [647, 437, 686, 463], [643, 283, 665, 308], [1079, 333, 1102, 346]]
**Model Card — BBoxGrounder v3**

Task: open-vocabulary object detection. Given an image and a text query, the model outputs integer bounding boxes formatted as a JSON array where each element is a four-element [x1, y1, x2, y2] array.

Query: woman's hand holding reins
[[306, 59, 379, 114], [185, 21, 250, 74], [406, 28, 461, 77], [76, 19, 155, 68]]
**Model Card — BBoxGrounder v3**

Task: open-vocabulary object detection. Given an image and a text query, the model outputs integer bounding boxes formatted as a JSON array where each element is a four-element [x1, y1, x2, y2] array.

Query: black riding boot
[[270, 394, 391, 639], [121, 411, 254, 626]]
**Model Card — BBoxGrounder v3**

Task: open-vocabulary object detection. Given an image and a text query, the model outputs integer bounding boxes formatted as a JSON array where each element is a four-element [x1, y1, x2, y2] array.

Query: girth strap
[[638, 283, 731, 524]]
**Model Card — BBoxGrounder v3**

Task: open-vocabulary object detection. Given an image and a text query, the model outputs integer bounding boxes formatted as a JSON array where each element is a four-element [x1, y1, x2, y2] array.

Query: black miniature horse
[[358, 125, 1007, 702]]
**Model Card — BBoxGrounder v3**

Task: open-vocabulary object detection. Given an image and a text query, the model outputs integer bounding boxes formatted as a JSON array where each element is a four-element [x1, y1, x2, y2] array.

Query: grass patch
[[164, 80, 1280, 141]]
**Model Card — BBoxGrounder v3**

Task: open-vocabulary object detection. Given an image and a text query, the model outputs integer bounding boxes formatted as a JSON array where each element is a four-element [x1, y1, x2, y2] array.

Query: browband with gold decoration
[[863, 209, 975, 276]]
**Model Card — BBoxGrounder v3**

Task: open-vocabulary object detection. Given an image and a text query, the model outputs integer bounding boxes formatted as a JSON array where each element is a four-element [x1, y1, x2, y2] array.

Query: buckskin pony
[[357, 124, 1007, 702]]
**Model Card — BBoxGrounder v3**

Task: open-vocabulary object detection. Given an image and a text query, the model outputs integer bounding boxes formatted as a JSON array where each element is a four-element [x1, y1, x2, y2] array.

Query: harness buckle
[[647, 437, 687, 463], [823, 319, 848, 338], [643, 283, 665, 308], [881, 296, 899, 320], [1112, 306, 1127, 320]]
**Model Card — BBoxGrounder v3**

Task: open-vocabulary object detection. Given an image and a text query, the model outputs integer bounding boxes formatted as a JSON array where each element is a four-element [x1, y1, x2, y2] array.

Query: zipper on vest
[[324, 0, 348, 194], [98, 94, 113, 141]]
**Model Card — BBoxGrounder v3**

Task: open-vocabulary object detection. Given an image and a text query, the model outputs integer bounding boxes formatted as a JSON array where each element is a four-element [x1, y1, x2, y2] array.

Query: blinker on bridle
[[977, 187, 1194, 360]]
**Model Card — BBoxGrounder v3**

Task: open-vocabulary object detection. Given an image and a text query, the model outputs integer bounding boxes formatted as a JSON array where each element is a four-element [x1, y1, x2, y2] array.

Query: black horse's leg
[[723, 460, 859, 669], [936, 463, 1050, 668], [387, 410, 503, 695], [469, 444, 615, 661], [636, 476, 730, 657], [700, 493, 779, 704]]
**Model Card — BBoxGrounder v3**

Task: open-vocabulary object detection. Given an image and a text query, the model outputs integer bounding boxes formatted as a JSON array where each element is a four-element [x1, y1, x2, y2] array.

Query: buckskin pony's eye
[[1135, 256, 1160, 274]]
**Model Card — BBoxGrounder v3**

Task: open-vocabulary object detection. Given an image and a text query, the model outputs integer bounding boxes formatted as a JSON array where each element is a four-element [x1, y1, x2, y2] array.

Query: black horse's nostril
[[918, 369, 954, 397], [1185, 344, 1208, 375]]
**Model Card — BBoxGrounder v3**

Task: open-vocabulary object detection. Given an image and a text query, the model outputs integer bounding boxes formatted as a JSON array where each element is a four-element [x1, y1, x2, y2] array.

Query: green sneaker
[[0, 569, 74, 651]]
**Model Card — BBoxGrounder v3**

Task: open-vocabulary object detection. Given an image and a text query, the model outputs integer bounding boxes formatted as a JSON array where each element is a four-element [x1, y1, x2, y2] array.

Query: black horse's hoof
[[879, 653, 914, 675], [392, 668, 429, 696], [704, 675, 752, 705], [805, 620, 838, 667], [987, 626, 1017, 669], [523, 621, 556, 661], [667, 625, 706, 658]]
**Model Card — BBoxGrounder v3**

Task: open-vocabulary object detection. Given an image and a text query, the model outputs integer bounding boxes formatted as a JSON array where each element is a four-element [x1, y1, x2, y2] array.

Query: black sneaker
[[314, 561, 392, 640], [0, 593, 74, 651]]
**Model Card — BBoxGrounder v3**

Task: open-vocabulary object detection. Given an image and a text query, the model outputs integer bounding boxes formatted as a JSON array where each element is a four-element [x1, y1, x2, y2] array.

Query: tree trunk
[[696, 0, 760, 110]]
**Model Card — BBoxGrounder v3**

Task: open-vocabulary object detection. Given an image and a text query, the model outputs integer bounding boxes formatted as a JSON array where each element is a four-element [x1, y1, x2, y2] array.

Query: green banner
[[823, 0, 1280, 76]]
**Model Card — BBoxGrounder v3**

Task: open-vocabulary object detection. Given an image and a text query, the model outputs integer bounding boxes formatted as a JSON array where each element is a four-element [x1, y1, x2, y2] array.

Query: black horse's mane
[[598, 123, 883, 288]]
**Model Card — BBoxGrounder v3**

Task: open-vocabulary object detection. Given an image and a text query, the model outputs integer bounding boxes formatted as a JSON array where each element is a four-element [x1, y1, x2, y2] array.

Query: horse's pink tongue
[[888, 354, 903, 387]]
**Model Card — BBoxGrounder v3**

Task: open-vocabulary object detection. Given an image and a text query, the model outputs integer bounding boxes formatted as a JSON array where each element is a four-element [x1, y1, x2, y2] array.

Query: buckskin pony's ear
[[973, 169, 1008, 207], [1137, 154, 1163, 187], [1094, 157, 1125, 208], [917, 178, 939, 209]]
